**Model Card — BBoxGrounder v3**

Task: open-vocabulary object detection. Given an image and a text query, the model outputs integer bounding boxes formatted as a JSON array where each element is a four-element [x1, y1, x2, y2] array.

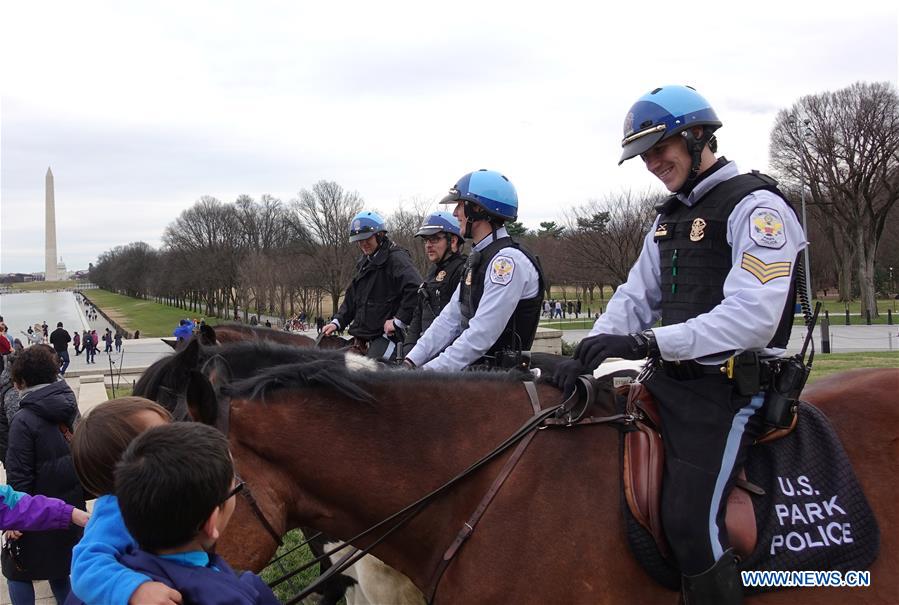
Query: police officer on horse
[[404, 169, 544, 371], [322, 211, 422, 360], [553, 85, 806, 604], [402, 211, 467, 357]]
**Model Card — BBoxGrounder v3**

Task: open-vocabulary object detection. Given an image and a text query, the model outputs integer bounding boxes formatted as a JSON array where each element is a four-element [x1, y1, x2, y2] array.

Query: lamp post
[[891, 266, 895, 311], [789, 114, 813, 304]]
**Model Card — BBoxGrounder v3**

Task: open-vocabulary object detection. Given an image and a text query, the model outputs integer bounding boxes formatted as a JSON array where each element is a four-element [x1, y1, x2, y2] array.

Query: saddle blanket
[[624, 401, 880, 592]]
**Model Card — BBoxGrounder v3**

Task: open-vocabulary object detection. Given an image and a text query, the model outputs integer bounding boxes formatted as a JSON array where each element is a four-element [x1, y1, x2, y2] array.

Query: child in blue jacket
[[107, 422, 278, 604], [68, 397, 180, 605]]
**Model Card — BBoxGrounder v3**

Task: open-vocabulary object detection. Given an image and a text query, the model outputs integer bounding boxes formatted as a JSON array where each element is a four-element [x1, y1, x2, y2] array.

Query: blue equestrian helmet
[[348, 210, 387, 242], [415, 211, 463, 239], [440, 169, 518, 222], [619, 85, 722, 164]]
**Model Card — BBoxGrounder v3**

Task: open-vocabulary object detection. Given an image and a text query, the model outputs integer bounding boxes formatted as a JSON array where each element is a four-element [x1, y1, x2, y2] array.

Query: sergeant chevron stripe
[[741, 252, 791, 284]]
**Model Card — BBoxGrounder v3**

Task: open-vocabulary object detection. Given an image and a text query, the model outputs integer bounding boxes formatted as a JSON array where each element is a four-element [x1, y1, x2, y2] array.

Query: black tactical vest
[[654, 171, 798, 349], [417, 252, 467, 335], [459, 236, 545, 357]]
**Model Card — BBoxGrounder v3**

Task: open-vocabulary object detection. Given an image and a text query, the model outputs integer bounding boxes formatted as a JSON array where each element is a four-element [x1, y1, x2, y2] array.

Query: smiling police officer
[[404, 170, 544, 371], [553, 85, 806, 604]]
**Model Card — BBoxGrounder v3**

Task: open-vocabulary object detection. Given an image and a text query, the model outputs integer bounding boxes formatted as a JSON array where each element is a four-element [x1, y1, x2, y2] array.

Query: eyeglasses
[[221, 478, 245, 505], [422, 235, 445, 244]]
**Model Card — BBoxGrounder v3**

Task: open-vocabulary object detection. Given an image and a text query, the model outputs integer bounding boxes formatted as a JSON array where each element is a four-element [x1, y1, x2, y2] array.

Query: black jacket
[[403, 251, 467, 351], [3, 380, 84, 581], [49, 327, 70, 353], [333, 239, 422, 341]]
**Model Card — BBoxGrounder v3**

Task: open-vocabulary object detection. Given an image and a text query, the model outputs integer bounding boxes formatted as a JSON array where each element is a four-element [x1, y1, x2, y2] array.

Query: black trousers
[[645, 370, 765, 575]]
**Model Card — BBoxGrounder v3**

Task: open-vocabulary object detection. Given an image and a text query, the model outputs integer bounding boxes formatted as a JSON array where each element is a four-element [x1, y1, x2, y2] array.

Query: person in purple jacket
[[0, 484, 89, 532], [111, 423, 278, 604]]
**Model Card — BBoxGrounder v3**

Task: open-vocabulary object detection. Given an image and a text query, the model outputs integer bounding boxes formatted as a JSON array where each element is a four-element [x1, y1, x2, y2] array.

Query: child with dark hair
[[68, 398, 180, 605], [110, 423, 277, 604]]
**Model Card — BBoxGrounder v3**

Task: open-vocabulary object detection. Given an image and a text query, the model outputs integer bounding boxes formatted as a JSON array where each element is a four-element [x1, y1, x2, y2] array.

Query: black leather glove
[[550, 358, 588, 399], [574, 333, 651, 371]]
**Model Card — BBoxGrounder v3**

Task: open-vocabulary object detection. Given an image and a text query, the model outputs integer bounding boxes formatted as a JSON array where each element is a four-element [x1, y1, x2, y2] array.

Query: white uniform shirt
[[589, 161, 807, 363], [406, 227, 542, 371]]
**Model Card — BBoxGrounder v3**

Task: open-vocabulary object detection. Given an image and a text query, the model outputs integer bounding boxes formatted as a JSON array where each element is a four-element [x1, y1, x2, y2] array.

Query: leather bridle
[[154, 384, 284, 547]]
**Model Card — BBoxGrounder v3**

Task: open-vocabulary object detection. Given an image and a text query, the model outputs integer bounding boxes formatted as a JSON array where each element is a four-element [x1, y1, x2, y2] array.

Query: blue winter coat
[[68, 548, 279, 605]]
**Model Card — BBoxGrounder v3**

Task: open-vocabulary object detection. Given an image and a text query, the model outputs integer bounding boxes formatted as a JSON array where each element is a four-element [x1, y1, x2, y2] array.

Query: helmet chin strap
[[683, 128, 714, 182]]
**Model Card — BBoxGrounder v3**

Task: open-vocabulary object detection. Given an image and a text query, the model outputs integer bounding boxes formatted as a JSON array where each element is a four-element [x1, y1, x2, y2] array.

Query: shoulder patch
[[489, 255, 515, 285], [749, 207, 787, 249], [741, 252, 791, 284]]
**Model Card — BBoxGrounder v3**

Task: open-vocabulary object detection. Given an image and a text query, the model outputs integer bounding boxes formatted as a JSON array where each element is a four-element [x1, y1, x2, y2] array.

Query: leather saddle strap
[[426, 381, 542, 603]]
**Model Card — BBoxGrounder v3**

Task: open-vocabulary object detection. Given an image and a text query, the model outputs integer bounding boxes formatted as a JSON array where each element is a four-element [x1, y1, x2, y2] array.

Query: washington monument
[[45, 166, 59, 281]]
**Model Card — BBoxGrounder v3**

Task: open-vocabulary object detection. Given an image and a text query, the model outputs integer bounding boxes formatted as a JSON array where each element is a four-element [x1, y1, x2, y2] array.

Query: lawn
[[806, 351, 899, 383], [258, 529, 323, 602], [6, 280, 77, 291], [85, 290, 220, 337]]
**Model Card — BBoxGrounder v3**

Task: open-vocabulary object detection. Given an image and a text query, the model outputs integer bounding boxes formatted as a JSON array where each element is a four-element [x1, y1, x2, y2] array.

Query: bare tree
[[291, 181, 364, 315], [564, 188, 661, 288], [770, 81, 899, 316], [388, 197, 434, 276], [163, 196, 242, 317]]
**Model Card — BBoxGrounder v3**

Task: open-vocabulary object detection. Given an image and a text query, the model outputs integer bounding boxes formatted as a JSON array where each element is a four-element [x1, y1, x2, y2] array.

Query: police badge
[[689, 218, 706, 242], [436, 270, 447, 282]]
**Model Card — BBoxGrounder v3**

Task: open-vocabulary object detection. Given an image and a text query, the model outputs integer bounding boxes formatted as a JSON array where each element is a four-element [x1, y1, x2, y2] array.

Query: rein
[[274, 378, 633, 604]]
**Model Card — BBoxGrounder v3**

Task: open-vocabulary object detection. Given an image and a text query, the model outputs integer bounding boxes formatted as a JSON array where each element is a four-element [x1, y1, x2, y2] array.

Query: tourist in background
[[173, 320, 193, 343], [0, 327, 11, 373], [72, 332, 81, 357], [114, 331, 122, 353], [0, 352, 21, 466], [48, 323, 71, 377], [103, 329, 113, 354], [86, 331, 98, 365]]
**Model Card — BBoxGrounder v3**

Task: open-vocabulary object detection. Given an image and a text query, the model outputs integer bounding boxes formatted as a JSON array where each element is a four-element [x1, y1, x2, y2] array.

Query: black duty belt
[[661, 351, 771, 397], [661, 360, 725, 380]]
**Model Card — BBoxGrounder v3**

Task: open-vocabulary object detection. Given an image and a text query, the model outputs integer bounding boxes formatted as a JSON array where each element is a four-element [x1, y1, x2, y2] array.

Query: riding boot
[[682, 549, 742, 605]]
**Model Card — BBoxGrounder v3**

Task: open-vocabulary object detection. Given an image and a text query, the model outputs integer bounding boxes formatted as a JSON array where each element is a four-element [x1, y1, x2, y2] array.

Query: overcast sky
[[1, 0, 897, 273]]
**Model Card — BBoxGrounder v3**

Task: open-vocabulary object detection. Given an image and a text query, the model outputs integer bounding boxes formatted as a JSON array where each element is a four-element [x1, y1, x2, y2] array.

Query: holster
[[729, 351, 760, 396]]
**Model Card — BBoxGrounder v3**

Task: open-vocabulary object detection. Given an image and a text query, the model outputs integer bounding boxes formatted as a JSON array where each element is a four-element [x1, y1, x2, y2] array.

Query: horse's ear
[[202, 354, 232, 391], [186, 370, 218, 427], [162, 338, 178, 350], [199, 324, 217, 346], [178, 338, 202, 368]]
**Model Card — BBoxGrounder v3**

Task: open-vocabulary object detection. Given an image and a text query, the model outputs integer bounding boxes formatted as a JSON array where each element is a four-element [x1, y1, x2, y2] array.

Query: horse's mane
[[223, 343, 530, 404], [226, 358, 375, 403], [134, 340, 337, 402], [137, 339, 555, 411]]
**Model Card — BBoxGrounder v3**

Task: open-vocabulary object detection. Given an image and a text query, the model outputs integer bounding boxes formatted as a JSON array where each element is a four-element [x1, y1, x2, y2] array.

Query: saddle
[[622, 382, 797, 560]]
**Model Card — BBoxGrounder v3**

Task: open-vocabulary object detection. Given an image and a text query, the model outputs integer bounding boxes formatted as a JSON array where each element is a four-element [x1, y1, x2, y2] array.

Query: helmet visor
[[619, 125, 667, 164], [349, 227, 379, 242]]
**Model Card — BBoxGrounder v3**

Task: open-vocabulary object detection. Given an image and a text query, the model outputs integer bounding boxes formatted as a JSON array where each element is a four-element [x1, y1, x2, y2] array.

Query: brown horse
[[153, 341, 897, 604]]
